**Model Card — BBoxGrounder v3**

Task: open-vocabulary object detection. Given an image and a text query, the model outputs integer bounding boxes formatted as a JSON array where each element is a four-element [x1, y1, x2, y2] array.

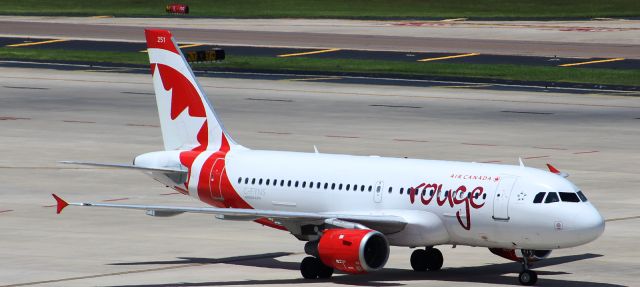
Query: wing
[[51, 194, 407, 233], [60, 161, 187, 174]]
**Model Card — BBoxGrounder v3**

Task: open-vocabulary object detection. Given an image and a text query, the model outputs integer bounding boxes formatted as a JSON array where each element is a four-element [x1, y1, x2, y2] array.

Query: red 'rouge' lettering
[[409, 181, 486, 230]]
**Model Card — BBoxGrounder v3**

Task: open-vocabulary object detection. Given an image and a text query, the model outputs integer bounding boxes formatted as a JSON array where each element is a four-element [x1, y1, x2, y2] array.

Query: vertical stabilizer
[[144, 29, 235, 151]]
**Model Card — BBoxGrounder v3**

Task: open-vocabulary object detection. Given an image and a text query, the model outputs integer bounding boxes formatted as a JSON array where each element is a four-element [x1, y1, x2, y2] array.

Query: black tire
[[300, 256, 319, 279], [518, 270, 538, 286], [317, 260, 334, 279], [410, 249, 428, 271], [425, 248, 444, 271]]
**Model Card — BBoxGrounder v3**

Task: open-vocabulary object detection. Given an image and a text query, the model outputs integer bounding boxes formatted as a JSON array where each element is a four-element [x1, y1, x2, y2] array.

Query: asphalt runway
[[2, 37, 639, 70], [1, 67, 639, 287], [1, 17, 639, 59]]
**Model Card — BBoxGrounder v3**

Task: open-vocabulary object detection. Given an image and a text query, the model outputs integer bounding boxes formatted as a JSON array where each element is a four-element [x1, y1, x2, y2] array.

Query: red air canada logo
[[408, 182, 486, 230]]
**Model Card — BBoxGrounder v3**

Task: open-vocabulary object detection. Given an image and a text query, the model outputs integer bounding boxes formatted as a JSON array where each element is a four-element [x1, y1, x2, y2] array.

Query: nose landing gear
[[410, 247, 443, 271], [518, 250, 538, 286]]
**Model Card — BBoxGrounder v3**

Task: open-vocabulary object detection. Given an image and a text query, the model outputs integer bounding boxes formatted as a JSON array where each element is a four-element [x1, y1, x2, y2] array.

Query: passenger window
[[376, 186, 381, 192], [388, 187, 392, 194], [251, 178, 256, 185], [354, 184, 358, 191], [545, 192, 559, 203], [266, 179, 270, 185], [295, 181, 299, 187], [238, 177, 242, 184], [533, 192, 545, 203], [309, 181, 313, 188], [273, 179, 277, 186], [559, 192, 580, 202], [400, 188, 404, 194], [368, 186, 373, 192], [577, 191, 588, 202], [361, 185, 365, 192], [338, 184, 343, 190], [331, 183, 335, 190], [259, 178, 263, 185], [317, 182, 321, 189], [287, 180, 291, 187], [280, 180, 285, 186], [302, 181, 306, 188], [324, 183, 328, 189], [244, 178, 249, 184]]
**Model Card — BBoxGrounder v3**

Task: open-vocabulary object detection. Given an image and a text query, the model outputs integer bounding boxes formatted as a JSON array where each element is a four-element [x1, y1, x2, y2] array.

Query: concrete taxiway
[[0, 67, 638, 287], [1, 16, 639, 58]]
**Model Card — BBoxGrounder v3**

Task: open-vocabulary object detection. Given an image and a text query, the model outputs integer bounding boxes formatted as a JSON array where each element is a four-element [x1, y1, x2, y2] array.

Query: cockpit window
[[533, 192, 545, 203], [559, 192, 580, 202], [577, 191, 588, 202], [544, 192, 559, 203]]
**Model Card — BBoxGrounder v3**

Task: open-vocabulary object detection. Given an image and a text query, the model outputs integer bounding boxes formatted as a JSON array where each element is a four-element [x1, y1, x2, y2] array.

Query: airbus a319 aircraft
[[53, 29, 605, 286]]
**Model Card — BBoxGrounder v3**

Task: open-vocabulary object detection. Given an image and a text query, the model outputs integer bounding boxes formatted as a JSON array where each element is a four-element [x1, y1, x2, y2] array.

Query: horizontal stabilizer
[[60, 161, 187, 174]]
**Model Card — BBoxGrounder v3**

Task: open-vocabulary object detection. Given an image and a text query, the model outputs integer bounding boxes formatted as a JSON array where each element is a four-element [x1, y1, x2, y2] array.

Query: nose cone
[[570, 206, 605, 245]]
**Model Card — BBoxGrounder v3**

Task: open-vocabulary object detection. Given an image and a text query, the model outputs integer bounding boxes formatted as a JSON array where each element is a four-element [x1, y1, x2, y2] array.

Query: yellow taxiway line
[[6, 39, 68, 48], [281, 77, 342, 82], [417, 53, 480, 62], [140, 43, 204, 53], [559, 58, 625, 67], [277, 48, 341, 58]]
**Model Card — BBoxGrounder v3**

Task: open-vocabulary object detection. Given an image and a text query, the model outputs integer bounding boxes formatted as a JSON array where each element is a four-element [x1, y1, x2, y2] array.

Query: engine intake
[[489, 248, 552, 262], [315, 229, 389, 273]]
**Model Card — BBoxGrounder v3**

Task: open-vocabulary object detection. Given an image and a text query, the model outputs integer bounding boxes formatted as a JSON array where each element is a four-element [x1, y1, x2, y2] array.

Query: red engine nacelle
[[489, 248, 552, 262], [317, 229, 389, 274]]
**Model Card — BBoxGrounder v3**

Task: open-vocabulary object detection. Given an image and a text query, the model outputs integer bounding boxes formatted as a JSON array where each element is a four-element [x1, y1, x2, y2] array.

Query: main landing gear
[[518, 250, 538, 286], [410, 247, 443, 271], [300, 256, 334, 279]]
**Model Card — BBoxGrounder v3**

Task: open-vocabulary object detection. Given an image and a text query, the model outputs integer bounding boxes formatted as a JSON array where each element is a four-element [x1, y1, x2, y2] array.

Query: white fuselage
[[140, 148, 605, 250]]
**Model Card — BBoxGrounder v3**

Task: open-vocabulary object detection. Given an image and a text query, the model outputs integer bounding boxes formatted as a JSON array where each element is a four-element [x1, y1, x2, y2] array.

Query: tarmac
[[0, 67, 638, 287], [1, 16, 639, 58], [2, 36, 639, 70]]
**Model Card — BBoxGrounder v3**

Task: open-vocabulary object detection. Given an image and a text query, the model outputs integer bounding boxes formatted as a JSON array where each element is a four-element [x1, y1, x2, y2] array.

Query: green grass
[[0, 0, 638, 19], [0, 47, 147, 65], [1, 47, 638, 87]]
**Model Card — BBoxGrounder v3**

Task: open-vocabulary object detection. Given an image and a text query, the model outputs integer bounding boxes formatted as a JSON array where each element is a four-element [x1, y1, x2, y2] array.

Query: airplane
[[53, 29, 605, 286]]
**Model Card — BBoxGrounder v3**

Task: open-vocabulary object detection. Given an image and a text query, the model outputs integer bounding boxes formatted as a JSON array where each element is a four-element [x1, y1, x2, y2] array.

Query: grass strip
[[0, 0, 639, 19], [0, 47, 147, 65], [1, 47, 638, 87]]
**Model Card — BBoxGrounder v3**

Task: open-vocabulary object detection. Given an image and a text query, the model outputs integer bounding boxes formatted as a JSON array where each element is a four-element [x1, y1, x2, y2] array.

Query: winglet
[[52, 194, 69, 214], [546, 163, 560, 174], [546, 163, 569, 178]]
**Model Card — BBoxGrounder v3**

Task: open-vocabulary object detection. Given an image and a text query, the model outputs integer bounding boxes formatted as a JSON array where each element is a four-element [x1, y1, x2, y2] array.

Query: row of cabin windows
[[236, 177, 487, 199], [533, 191, 587, 204], [237, 177, 375, 192]]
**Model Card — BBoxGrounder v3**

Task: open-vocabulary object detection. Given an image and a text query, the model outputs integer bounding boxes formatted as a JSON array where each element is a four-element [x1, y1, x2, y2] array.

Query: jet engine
[[489, 248, 552, 262], [307, 229, 389, 274]]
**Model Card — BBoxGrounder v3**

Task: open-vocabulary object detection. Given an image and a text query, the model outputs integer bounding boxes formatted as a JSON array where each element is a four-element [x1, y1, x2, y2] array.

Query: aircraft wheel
[[518, 270, 538, 286], [300, 256, 319, 279], [425, 248, 444, 271], [317, 260, 334, 279], [410, 249, 428, 271]]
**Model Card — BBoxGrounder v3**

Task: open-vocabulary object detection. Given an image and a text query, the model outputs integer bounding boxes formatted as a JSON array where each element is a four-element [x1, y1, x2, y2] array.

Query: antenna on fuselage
[[314, 145, 319, 154], [518, 157, 525, 168]]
